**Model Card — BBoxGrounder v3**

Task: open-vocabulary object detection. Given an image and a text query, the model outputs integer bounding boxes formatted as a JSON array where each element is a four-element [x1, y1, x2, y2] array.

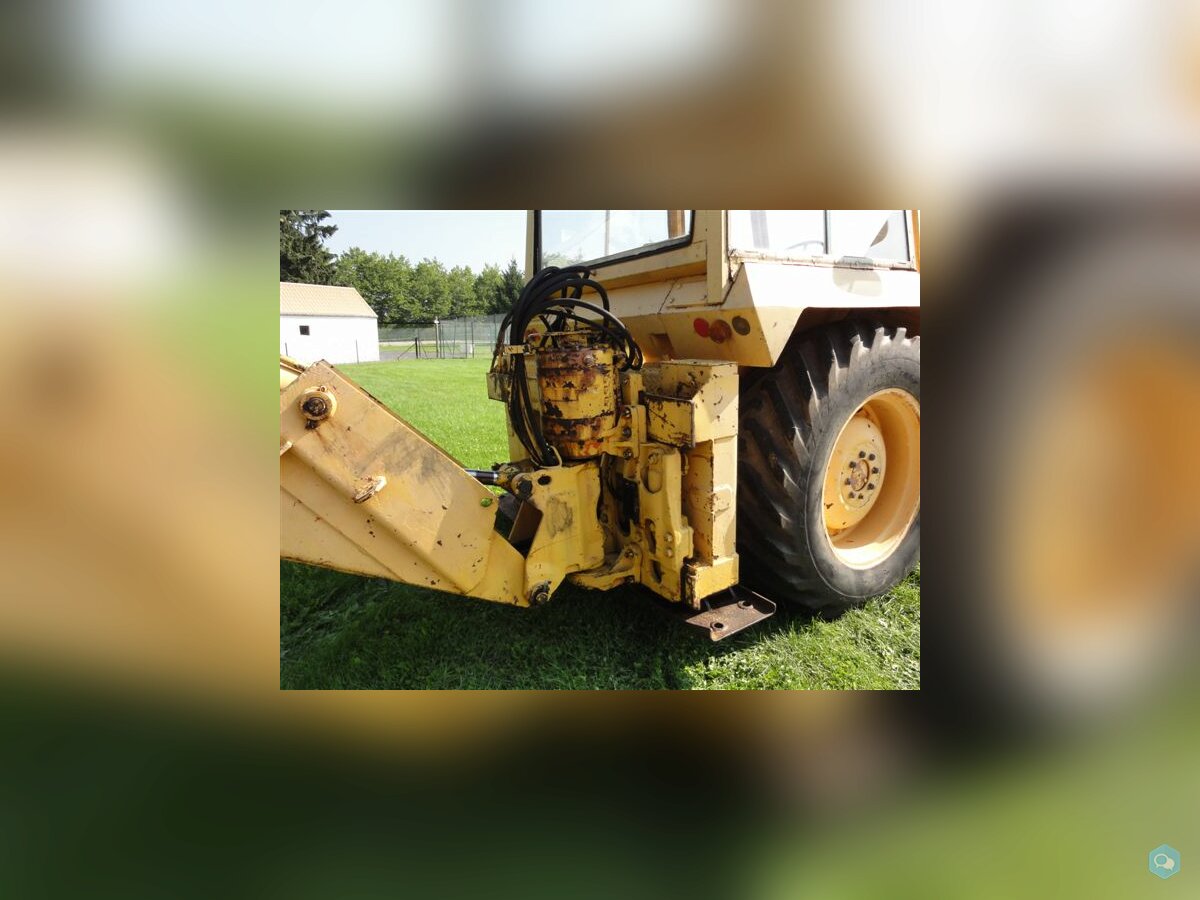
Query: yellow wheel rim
[[821, 389, 920, 568]]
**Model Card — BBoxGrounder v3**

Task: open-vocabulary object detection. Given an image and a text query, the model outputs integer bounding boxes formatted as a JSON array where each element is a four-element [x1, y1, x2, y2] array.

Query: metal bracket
[[684, 585, 776, 641]]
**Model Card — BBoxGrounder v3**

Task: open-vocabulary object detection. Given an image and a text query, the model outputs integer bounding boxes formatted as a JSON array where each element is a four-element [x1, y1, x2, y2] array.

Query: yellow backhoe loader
[[280, 210, 920, 638]]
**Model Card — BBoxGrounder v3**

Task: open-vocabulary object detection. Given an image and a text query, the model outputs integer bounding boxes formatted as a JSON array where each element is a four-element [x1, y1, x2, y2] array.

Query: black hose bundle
[[492, 266, 643, 466]]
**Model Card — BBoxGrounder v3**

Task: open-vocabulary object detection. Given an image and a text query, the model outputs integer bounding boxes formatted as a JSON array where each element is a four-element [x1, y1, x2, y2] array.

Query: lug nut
[[859, 451, 866, 459], [872, 467, 879, 474], [845, 478, 852, 486], [868, 483, 875, 491], [868, 453, 876, 461]]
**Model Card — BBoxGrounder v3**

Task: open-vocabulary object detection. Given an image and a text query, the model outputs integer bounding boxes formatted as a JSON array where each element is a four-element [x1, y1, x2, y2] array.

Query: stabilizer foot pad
[[685, 586, 776, 641]]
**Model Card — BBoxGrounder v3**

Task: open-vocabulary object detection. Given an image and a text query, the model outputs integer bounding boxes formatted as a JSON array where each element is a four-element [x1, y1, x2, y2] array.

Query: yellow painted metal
[[558, 360, 740, 606], [642, 360, 739, 446], [642, 361, 740, 605], [529, 210, 920, 370], [284, 209, 920, 614], [509, 462, 607, 597], [280, 356, 304, 390], [281, 350, 741, 609], [913, 210, 921, 271], [680, 436, 739, 605], [280, 360, 529, 605], [485, 338, 743, 605], [823, 414, 886, 533], [821, 389, 921, 569]]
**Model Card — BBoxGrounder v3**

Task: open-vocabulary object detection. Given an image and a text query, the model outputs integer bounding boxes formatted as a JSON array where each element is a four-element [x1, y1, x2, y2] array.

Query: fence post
[[469, 319, 474, 357], [414, 333, 419, 359], [356, 339, 360, 364]]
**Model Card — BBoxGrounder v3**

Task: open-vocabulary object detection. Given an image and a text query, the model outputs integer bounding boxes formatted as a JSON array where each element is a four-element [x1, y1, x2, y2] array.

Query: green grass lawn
[[280, 357, 920, 689]]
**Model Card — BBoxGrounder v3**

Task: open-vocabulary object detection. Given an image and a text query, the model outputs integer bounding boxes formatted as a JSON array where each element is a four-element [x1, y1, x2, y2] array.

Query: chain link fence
[[379, 313, 506, 360]]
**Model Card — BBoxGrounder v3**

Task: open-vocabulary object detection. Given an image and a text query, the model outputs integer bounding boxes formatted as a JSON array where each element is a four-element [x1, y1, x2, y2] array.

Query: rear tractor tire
[[737, 323, 920, 615]]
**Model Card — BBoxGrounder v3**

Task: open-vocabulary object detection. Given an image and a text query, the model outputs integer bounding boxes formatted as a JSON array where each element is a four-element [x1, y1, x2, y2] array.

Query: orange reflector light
[[709, 319, 732, 343], [693, 318, 710, 337]]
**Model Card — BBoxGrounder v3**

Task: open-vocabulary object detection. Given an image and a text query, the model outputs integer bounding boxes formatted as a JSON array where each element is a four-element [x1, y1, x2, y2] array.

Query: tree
[[473, 264, 505, 314], [498, 257, 525, 313], [334, 248, 416, 323], [446, 265, 481, 318], [409, 259, 451, 319], [280, 210, 337, 284]]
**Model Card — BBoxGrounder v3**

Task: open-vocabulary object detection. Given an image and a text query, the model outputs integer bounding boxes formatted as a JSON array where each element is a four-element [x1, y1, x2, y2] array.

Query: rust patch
[[536, 339, 619, 460]]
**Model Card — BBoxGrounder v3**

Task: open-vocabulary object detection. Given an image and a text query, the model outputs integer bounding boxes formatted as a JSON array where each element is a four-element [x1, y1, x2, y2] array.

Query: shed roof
[[280, 282, 377, 318]]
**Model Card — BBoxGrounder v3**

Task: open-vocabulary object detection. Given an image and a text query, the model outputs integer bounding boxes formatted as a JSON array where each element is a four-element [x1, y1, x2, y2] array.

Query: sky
[[326, 210, 527, 272]]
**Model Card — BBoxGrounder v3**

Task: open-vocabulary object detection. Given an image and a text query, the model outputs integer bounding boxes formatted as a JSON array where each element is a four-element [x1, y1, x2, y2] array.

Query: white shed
[[280, 282, 380, 365]]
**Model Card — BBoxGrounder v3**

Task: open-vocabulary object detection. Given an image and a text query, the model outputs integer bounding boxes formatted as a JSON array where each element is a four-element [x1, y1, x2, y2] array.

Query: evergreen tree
[[280, 210, 337, 284], [498, 257, 525, 313]]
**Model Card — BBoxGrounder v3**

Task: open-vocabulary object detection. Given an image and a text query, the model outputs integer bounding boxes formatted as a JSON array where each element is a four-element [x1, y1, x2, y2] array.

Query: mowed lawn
[[280, 356, 920, 689]]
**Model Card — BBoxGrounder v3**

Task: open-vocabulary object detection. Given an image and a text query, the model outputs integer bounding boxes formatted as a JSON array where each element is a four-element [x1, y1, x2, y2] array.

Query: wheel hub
[[824, 414, 886, 532]]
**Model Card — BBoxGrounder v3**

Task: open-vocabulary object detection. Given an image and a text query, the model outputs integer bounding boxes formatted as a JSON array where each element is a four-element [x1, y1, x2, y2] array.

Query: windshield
[[728, 210, 912, 263], [539, 210, 692, 267]]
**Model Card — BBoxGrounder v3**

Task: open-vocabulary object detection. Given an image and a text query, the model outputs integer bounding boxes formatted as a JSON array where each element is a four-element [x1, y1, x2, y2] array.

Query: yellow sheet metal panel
[[642, 360, 738, 446], [718, 260, 921, 366], [280, 362, 526, 604], [281, 486, 406, 581]]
